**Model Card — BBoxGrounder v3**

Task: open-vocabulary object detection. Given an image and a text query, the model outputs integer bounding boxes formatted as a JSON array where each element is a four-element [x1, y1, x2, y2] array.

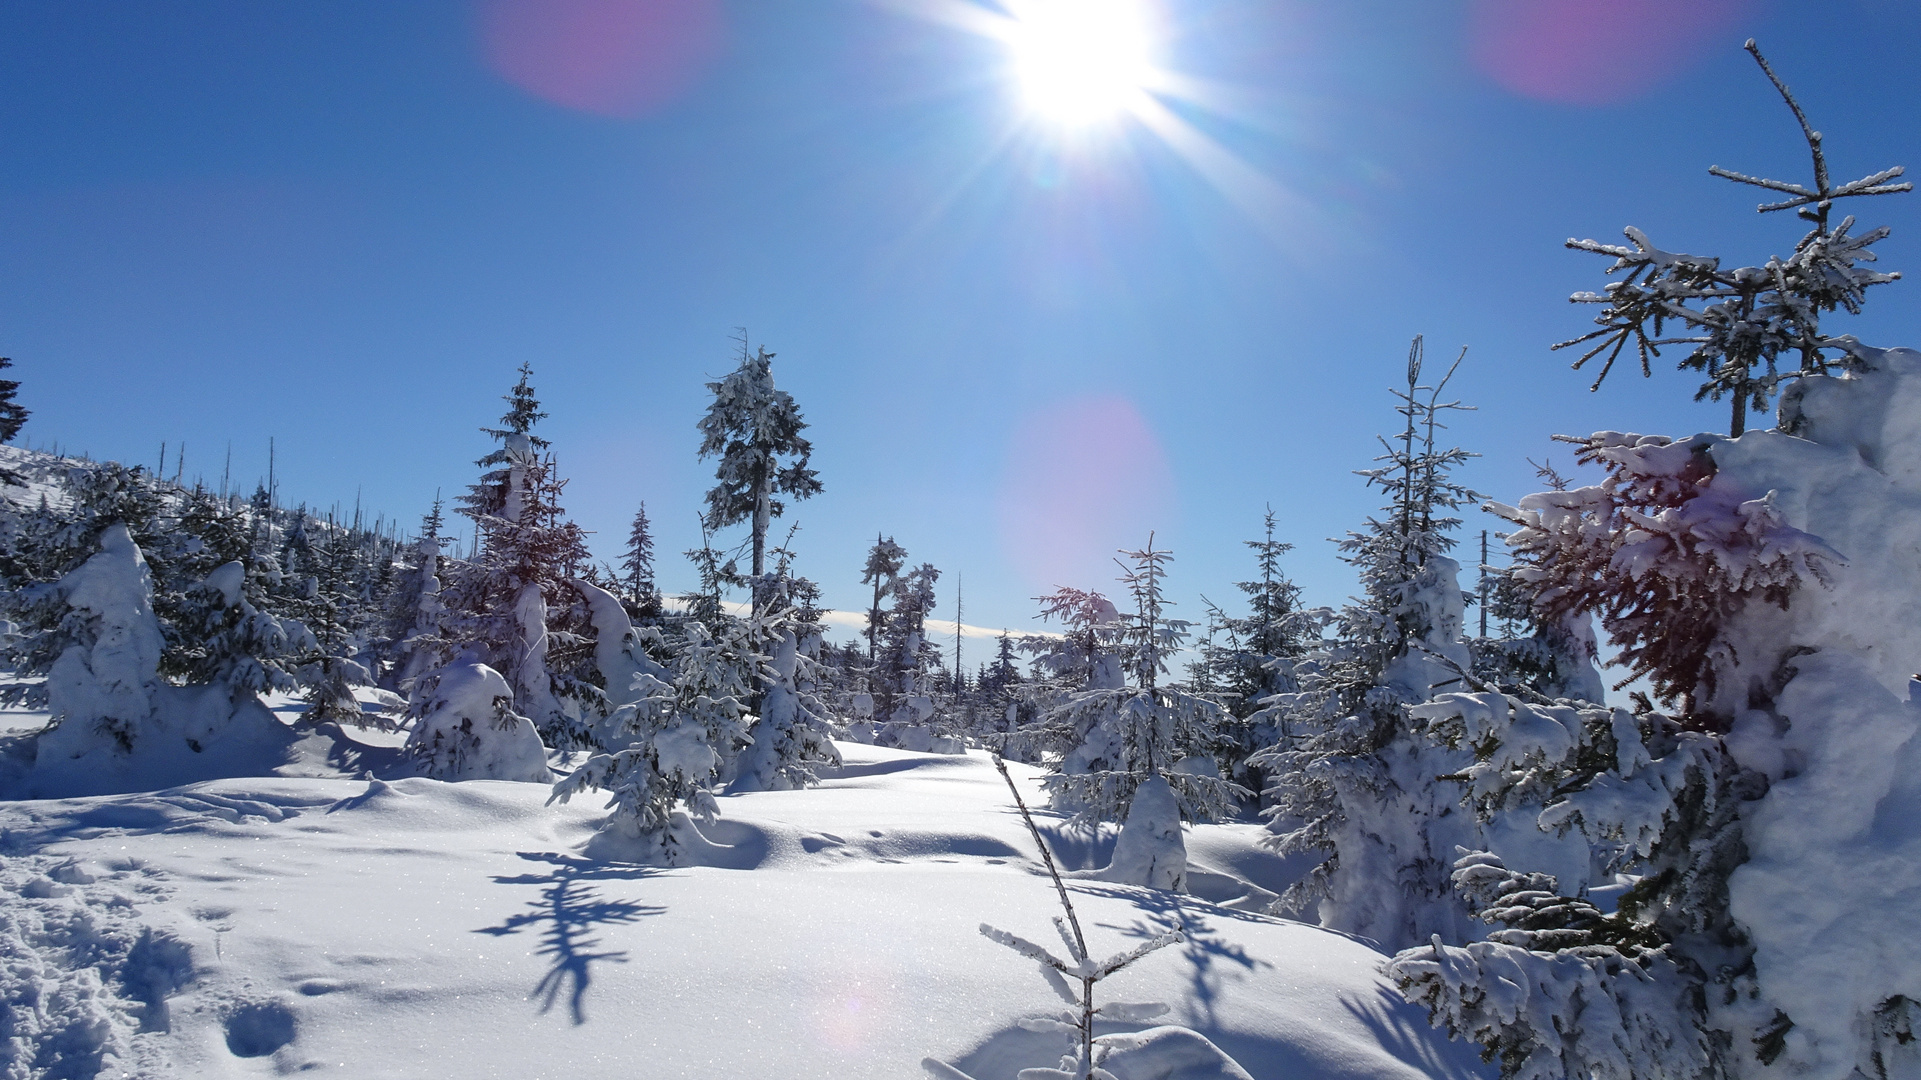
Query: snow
[[402, 661, 553, 784], [1705, 353, 1921, 1080], [1102, 774, 1187, 892], [0, 740, 1488, 1080], [44, 523, 163, 740]]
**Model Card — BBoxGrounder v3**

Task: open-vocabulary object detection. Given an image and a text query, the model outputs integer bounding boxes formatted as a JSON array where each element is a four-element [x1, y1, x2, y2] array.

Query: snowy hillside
[[0, 734, 1486, 1080]]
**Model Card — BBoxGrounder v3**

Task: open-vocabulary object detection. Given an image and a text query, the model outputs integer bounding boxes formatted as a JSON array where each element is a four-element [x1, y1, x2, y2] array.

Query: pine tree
[[1556, 42, 1910, 437], [695, 338, 821, 608]]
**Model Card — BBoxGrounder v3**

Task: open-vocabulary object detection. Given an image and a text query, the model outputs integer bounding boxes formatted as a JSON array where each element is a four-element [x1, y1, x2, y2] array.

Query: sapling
[[923, 755, 1182, 1080]]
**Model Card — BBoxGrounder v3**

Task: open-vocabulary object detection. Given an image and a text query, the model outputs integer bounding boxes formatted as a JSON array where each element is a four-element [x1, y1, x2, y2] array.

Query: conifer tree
[[696, 338, 821, 608], [551, 615, 760, 862], [875, 560, 940, 730], [859, 533, 906, 670], [0, 357, 28, 486], [619, 502, 659, 618], [446, 369, 599, 747], [1253, 337, 1485, 949], [385, 499, 451, 693], [1040, 538, 1246, 838], [1556, 41, 1910, 436]]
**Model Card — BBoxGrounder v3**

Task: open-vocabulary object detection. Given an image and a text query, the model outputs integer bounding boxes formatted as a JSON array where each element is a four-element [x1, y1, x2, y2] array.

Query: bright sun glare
[[1005, 0, 1156, 126]]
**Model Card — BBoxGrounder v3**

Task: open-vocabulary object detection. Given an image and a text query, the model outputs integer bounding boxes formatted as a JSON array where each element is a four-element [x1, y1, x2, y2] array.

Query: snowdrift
[[0, 742, 1488, 1080]]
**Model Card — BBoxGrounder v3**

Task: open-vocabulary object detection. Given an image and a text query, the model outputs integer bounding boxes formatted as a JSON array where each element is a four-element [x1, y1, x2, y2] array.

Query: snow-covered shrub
[[404, 660, 553, 783]]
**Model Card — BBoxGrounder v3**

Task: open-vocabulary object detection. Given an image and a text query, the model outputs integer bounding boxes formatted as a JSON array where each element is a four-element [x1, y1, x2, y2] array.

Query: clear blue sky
[[6, 0, 1921, 648]]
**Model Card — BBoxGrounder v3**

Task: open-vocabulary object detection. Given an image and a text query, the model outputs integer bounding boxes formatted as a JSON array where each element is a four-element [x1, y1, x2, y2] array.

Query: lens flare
[[1005, 0, 1156, 126], [1468, 0, 1750, 106], [479, 0, 724, 118], [996, 396, 1176, 592]]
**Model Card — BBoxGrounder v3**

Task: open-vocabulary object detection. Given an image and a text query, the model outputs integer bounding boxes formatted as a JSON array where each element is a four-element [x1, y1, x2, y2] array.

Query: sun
[[1003, 0, 1157, 127]]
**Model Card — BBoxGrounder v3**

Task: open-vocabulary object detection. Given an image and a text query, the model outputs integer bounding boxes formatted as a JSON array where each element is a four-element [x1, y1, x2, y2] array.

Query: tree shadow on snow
[[1338, 984, 1492, 1080], [475, 851, 665, 1025], [1068, 884, 1270, 1034]]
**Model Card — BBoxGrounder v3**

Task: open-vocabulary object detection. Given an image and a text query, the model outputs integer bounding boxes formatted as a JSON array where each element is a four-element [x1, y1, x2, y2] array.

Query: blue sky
[[6, 0, 1921, 650]]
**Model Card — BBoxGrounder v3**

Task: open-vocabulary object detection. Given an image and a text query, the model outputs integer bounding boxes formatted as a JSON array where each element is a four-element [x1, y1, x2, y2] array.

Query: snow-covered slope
[[0, 741, 1488, 1080]]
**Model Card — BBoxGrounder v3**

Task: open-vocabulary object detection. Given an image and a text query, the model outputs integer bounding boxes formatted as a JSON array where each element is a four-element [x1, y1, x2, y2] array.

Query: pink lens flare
[[1467, 0, 1750, 106], [478, 0, 725, 118], [996, 395, 1176, 594]]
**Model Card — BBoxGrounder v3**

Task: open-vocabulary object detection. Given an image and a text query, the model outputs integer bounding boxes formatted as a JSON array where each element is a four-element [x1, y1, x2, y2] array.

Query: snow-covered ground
[[0, 713, 1487, 1080]]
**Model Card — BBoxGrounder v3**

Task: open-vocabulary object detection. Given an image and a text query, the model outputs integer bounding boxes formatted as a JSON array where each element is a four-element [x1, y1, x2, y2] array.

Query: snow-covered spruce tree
[[1251, 337, 1488, 949], [383, 499, 452, 695], [1039, 537, 1247, 891], [168, 556, 309, 705], [23, 522, 164, 758], [291, 523, 373, 726], [728, 536, 840, 792], [550, 613, 762, 863], [860, 533, 907, 668], [1556, 41, 1909, 438], [1384, 693, 1735, 1080], [1195, 507, 1316, 793], [875, 560, 943, 742], [1391, 53, 1921, 1080], [695, 338, 821, 611], [445, 370, 600, 749], [2, 463, 168, 708]]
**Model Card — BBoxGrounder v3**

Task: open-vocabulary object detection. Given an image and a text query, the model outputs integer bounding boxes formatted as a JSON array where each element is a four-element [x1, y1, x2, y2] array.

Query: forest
[[3, 38, 1920, 1080]]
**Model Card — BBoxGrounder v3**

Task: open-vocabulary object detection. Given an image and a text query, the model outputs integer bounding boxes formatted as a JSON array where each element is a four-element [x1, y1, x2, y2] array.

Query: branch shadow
[[1338, 984, 1493, 1080], [475, 850, 666, 1025], [1068, 883, 1271, 1034]]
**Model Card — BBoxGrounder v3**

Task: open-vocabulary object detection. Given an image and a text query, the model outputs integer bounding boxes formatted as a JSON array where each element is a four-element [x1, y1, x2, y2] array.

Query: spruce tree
[[0, 357, 27, 487], [1556, 42, 1910, 436], [619, 502, 659, 618], [1040, 537, 1245, 829], [1253, 337, 1485, 949], [859, 533, 906, 671], [446, 369, 598, 748], [695, 339, 821, 608]]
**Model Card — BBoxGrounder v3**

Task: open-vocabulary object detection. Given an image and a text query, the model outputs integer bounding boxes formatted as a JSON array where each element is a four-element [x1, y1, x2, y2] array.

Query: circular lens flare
[[1006, 0, 1156, 126]]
